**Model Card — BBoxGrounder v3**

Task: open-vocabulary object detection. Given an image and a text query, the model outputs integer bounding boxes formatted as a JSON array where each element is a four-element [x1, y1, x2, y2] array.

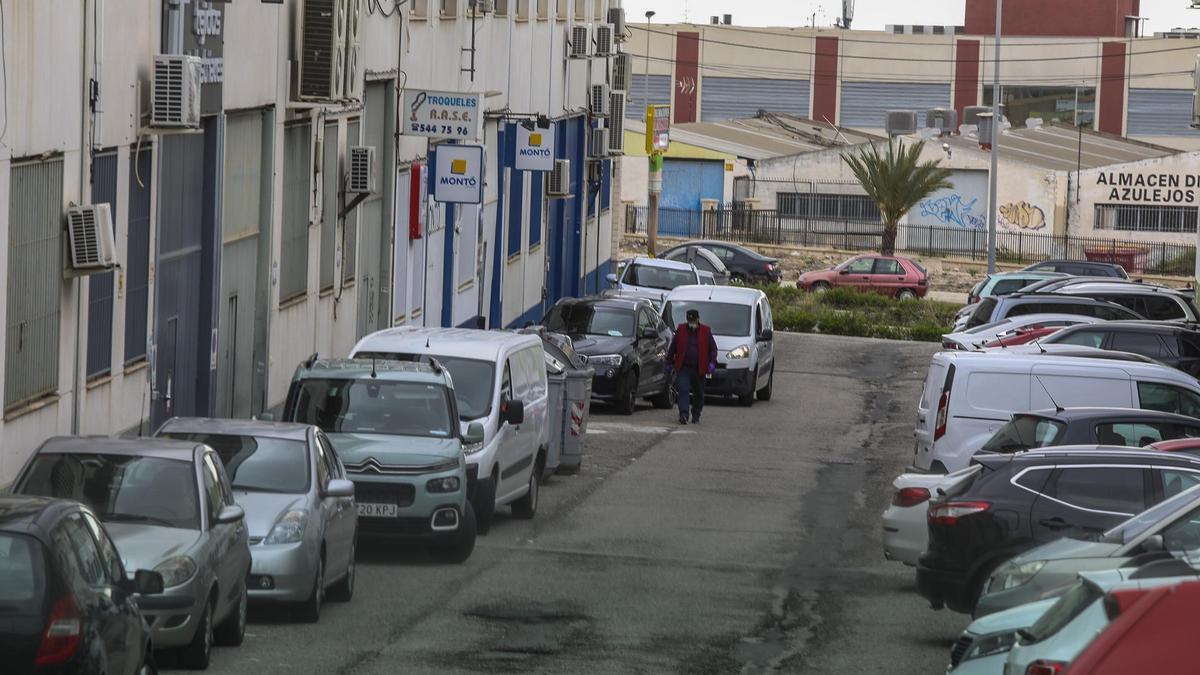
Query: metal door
[[358, 82, 394, 335]]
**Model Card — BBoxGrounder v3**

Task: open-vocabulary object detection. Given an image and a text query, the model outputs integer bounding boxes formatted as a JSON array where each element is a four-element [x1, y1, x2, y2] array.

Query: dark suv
[[916, 447, 1200, 614], [964, 293, 1143, 329], [1047, 280, 1198, 322], [542, 295, 674, 414], [1022, 260, 1128, 278], [977, 407, 1200, 457], [1041, 322, 1200, 377]]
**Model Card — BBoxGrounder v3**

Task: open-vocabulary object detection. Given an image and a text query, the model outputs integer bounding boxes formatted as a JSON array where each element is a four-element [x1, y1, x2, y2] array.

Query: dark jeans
[[675, 368, 706, 421]]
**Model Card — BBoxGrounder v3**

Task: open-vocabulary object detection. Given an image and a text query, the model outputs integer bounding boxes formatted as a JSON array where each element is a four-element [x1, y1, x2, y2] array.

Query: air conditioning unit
[[608, 92, 626, 154], [962, 105, 992, 127], [608, 7, 626, 40], [594, 24, 615, 57], [548, 159, 570, 196], [589, 127, 609, 158], [297, 0, 349, 102], [348, 146, 376, 194], [66, 204, 118, 270], [151, 55, 202, 128], [344, 0, 364, 101], [612, 52, 632, 92], [926, 108, 957, 136], [569, 25, 591, 59], [590, 84, 610, 117], [885, 110, 918, 137]]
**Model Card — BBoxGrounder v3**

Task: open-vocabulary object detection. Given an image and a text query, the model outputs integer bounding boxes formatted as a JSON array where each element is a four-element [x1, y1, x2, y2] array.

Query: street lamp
[[986, 0, 1002, 274], [644, 10, 655, 120]]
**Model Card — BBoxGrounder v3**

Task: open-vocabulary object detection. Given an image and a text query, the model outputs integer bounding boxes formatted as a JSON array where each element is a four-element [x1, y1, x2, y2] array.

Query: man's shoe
[[679, 415, 688, 425], [691, 416, 700, 424]]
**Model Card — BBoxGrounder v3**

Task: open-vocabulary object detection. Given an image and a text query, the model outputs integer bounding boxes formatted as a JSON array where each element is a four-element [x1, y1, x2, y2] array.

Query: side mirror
[[464, 422, 485, 445], [324, 478, 355, 499], [640, 327, 658, 340], [1142, 534, 1165, 553], [214, 504, 245, 526], [606, 273, 618, 285], [133, 569, 165, 595], [758, 329, 774, 342], [502, 399, 525, 425]]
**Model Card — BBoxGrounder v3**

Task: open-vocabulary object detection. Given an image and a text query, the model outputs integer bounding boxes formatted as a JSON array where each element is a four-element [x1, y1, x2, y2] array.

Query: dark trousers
[[675, 368, 706, 421]]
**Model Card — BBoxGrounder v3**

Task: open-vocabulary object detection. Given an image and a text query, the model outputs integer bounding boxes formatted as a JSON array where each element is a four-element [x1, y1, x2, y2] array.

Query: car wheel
[[650, 377, 674, 409], [430, 501, 477, 564], [811, 281, 831, 293], [177, 597, 213, 670], [214, 578, 246, 646], [737, 369, 757, 407], [473, 472, 497, 535], [511, 453, 543, 519], [616, 371, 638, 415], [328, 536, 356, 602], [756, 366, 774, 402], [897, 288, 917, 301], [297, 554, 324, 623]]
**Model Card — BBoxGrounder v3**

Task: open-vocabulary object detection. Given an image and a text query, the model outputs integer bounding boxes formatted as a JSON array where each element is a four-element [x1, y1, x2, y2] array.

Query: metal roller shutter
[[840, 82, 951, 129], [701, 77, 810, 121]]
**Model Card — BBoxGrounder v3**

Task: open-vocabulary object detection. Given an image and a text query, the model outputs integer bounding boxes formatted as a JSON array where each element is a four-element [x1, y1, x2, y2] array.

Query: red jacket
[[669, 324, 718, 371]]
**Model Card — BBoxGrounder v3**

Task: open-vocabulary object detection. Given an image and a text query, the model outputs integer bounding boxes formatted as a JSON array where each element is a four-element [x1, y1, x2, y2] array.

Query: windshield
[[352, 353, 495, 421], [163, 433, 309, 494], [18, 454, 200, 530], [623, 263, 696, 291], [966, 297, 998, 329], [980, 415, 1065, 454], [989, 278, 1038, 297], [1023, 581, 1104, 644], [0, 533, 44, 615], [544, 303, 634, 338], [289, 378, 455, 438], [662, 301, 752, 337], [1103, 484, 1200, 545]]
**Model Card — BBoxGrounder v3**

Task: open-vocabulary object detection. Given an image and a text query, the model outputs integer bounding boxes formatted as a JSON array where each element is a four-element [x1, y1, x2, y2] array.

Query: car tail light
[[928, 501, 990, 526], [918, 278, 928, 286], [942, 341, 960, 350], [1025, 661, 1067, 675], [892, 487, 931, 508], [934, 389, 950, 440], [35, 595, 82, 666]]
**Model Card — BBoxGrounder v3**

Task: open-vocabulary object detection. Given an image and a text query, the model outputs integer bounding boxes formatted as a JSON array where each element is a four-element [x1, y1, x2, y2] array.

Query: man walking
[[666, 308, 718, 425]]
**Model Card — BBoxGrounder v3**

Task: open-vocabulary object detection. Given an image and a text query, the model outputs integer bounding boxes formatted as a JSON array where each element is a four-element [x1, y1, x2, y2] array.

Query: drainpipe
[[72, 0, 95, 435]]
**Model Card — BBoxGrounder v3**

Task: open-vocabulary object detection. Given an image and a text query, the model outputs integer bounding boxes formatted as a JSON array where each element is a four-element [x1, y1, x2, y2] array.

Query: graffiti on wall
[[998, 201, 1047, 231], [918, 195, 986, 229]]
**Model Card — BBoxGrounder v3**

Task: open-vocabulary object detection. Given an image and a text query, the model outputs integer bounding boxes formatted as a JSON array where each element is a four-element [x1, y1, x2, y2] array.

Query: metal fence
[[625, 206, 1197, 276]]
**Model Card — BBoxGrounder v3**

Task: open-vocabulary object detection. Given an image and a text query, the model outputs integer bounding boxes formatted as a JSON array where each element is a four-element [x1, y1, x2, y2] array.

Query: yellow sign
[[451, 159, 468, 175], [529, 133, 543, 146], [645, 105, 671, 154]]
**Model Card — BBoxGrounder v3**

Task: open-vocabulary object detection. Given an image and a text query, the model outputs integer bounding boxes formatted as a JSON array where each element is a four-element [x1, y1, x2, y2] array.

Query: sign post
[[645, 105, 671, 256]]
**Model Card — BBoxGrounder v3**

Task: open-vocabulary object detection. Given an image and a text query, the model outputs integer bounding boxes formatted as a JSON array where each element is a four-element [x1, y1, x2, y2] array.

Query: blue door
[[661, 159, 724, 213]]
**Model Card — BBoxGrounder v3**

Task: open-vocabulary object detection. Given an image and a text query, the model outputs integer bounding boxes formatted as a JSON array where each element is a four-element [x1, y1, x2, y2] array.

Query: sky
[[620, 0, 1200, 34]]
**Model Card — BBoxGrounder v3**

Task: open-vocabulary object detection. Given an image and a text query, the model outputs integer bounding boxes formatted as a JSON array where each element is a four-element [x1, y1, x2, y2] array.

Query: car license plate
[[357, 503, 398, 518]]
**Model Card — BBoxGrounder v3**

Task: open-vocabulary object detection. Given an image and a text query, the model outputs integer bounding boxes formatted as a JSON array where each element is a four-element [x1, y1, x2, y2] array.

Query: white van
[[915, 350, 1200, 473], [350, 327, 549, 534], [660, 285, 776, 406]]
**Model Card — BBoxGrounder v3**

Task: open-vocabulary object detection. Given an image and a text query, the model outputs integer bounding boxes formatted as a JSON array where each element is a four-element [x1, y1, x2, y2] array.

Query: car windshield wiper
[[102, 512, 180, 528]]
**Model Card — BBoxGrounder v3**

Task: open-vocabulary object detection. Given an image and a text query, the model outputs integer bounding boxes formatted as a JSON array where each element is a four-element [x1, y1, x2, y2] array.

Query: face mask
[[687, 321, 698, 330]]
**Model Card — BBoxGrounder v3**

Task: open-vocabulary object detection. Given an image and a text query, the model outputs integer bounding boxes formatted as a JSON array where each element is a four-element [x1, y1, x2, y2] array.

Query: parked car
[[12, 437, 252, 669], [0, 495, 166, 674], [606, 256, 702, 305], [797, 254, 929, 299], [283, 359, 480, 561], [962, 293, 1142, 330], [661, 285, 776, 406], [1037, 321, 1200, 376], [350, 327, 549, 535], [975, 483, 1200, 617], [981, 325, 1069, 348], [883, 464, 982, 567], [156, 418, 358, 623], [1022, 259, 1129, 278], [1046, 280, 1199, 322], [942, 314, 1102, 350], [656, 244, 731, 285], [541, 295, 674, 414], [913, 350, 1200, 472], [966, 272, 1068, 306], [915, 446, 1200, 614], [1150, 437, 1200, 455], [947, 597, 1058, 674], [659, 240, 783, 284]]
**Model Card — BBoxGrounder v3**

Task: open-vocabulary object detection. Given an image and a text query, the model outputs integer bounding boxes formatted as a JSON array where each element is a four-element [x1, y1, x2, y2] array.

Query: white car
[[941, 314, 1102, 351], [607, 256, 702, 305], [947, 598, 1058, 674], [882, 465, 981, 566]]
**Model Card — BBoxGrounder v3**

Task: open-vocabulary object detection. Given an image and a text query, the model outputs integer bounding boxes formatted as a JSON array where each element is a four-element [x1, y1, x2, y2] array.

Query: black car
[[1022, 259, 1129, 279], [1041, 322, 1200, 376], [660, 241, 782, 284], [916, 447, 1200, 614], [542, 296, 674, 414], [0, 495, 165, 674], [977, 407, 1200, 456]]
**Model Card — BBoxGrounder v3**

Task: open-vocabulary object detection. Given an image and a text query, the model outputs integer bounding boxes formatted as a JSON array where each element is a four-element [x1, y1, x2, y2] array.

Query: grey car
[[12, 437, 251, 670], [157, 418, 357, 623]]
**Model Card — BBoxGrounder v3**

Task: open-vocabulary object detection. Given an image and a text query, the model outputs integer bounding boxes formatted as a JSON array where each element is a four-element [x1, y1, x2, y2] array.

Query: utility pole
[[986, 0, 1002, 275], [644, 10, 660, 257]]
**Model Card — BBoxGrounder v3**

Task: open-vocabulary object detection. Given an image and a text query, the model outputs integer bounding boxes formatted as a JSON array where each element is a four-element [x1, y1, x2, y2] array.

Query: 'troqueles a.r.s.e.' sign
[[514, 124, 557, 172], [402, 89, 483, 141]]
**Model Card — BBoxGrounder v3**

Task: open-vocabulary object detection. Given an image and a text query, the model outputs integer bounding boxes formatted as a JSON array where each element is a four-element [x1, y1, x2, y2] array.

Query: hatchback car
[[13, 437, 252, 669], [659, 240, 782, 284], [157, 418, 358, 623], [1040, 321, 1200, 376], [542, 295, 674, 414], [1022, 259, 1128, 278], [797, 254, 928, 299], [0, 496, 166, 674], [606, 257, 702, 305]]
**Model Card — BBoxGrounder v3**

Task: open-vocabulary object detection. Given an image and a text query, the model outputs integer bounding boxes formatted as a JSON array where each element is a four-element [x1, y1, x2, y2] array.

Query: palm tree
[[841, 138, 954, 256]]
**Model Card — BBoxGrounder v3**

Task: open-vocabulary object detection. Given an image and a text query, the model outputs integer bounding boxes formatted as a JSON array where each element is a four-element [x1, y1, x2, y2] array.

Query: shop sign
[[646, 105, 671, 153], [162, 0, 225, 114], [514, 125, 556, 171], [402, 90, 483, 141], [1097, 171, 1200, 204], [434, 145, 485, 204]]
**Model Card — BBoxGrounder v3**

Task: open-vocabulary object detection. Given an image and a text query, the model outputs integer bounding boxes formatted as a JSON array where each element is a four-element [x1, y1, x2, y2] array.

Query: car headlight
[[961, 631, 1019, 662], [264, 510, 309, 545], [427, 476, 461, 493], [588, 354, 623, 367], [463, 440, 485, 455], [988, 560, 1047, 593], [153, 556, 197, 588], [727, 345, 751, 360]]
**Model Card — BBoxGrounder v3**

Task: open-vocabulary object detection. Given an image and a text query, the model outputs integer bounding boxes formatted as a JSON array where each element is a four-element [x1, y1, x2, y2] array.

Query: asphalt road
[[178, 332, 965, 674]]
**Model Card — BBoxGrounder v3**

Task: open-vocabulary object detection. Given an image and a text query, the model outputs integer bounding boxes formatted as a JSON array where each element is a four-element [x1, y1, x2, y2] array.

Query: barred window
[[1095, 204, 1198, 234], [777, 192, 881, 221]]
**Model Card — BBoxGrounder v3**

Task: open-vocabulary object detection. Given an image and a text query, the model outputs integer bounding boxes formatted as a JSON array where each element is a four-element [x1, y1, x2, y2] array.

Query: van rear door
[[915, 356, 953, 470], [1029, 363, 1136, 410]]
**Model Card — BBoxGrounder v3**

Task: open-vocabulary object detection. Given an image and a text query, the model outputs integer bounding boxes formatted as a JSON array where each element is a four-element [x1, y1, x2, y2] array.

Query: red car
[[1148, 437, 1200, 455], [979, 325, 1065, 348], [1065, 582, 1200, 675], [797, 254, 929, 299]]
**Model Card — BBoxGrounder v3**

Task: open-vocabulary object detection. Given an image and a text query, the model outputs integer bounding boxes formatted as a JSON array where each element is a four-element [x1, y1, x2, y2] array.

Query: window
[[637, 309, 656, 335], [1095, 204, 1198, 234], [281, 123, 312, 302], [555, 0, 567, 20], [494, 0, 509, 14], [1048, 467, 1145, 514], [593, 0, 605, 20], [501, 363, 514, 401], [58, 515, 106, 587], [314, 435, 331, 489], [776, 192, 882, 222], [320, 122, 339, 291], [662, 301, 751, 337], [892, 25, 904, 34], [1138, 382, 1200, 418], [81, 512, 124, 584], [410, 0, 429, 17], [844, 258, 875, 274], [984, 85, 1095, 129], [125, 149, 153, 363], [981, 416, 1065, 453], [289, 378, 456, 437], [933, 25, 946, 35], [1055, 329, 1107, 349], [990, 278, 1034, 296], [317, 434, 343, 479], [1095, 422, 1170, 447], [912, 25, 925, 34], [441, 0, 458, 17], [1013, 467, 1055, 493], [164, 433, 310, 494], [1111, 332, 1171, 359], [873, 259, 903, 275], [516, 0, 529, 20], [545, 303, 634, 337], [529, 173, 543, 246], [1161, 470, 1200, 500], [1159, 500, 1200, 550], [1138, 296, 1187, 322], [6, 159, 64, 409], [1183, 336, 1200, 359], [0, 533, 44, 613]]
